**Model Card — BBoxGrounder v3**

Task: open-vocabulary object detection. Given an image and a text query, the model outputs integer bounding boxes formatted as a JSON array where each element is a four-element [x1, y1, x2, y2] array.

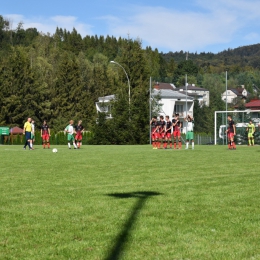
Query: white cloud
[[3, 14, 93, 36], [198, 0, 260, 20], [244, 32, 260, 41], [105, 6, 240, 52], [102, 0, 260, 52], [3, 0, 260, 53]]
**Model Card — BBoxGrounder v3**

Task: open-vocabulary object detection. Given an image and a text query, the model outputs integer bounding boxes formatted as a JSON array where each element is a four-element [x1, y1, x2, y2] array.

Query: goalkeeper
[[246, 120, 255, 146]]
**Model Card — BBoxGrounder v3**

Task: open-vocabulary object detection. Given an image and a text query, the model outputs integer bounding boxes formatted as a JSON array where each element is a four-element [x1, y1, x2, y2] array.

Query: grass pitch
[[0, 144, 260, 260]]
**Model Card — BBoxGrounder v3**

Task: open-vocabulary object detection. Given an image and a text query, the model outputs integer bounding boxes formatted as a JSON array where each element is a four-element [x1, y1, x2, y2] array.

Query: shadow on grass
[[104, 191, 162, 260]]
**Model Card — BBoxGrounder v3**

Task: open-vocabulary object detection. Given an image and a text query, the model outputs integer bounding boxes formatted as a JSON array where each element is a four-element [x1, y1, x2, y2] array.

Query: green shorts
[[31, 133, 35, 139], [67, 134, 75, 141], [248, 133, 254, 138], [186, 131, 194, 140]]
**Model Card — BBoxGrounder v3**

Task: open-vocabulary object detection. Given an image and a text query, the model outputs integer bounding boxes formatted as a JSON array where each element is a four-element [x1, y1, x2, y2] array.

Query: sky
[[2, 0, 260, 54]]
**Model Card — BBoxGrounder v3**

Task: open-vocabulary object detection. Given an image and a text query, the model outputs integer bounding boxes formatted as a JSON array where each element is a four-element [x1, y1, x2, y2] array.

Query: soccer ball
[[52, 148, 58, 153]]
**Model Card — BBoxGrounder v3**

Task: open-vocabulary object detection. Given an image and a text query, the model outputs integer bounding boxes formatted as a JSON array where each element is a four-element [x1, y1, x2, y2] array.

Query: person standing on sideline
[[31, 119, 35, 149], [226, 115, 236, 150], [246, 120, 255, 146], [172, 113, 182, 149], [164, 116, 173, 149], [185, 115, 194, 150], [23, 117, 33, 150], [75, 120, 85, 148], [64, 120, 78, 149], [41, 120, 51, 149]]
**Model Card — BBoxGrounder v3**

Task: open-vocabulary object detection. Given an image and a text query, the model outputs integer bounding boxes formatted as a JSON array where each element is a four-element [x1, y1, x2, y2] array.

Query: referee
[[23, 117, 33, 150]]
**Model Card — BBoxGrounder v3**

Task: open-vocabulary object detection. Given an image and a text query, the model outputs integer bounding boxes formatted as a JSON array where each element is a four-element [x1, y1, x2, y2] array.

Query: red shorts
[[75, 133, 82, 141], [155, 132, 161, 139], [42, 134, 49, 141], [151, 133, 156, 140], [161, 132, 166, 139], [166, 133, 171, 139], [173, 130, 181, 137], [228, 133, 234, 139]]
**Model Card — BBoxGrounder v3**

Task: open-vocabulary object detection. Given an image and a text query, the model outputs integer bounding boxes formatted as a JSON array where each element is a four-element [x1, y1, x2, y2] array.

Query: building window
[[174, 104, 183, 113]]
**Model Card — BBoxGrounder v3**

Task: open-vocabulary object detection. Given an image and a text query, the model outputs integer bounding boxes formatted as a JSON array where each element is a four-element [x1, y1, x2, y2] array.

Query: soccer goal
[[214, 110, 260, 145]]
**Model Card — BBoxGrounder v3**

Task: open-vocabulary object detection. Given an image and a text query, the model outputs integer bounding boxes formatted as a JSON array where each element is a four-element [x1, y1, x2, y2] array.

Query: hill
[[162, 43, 260, 69]]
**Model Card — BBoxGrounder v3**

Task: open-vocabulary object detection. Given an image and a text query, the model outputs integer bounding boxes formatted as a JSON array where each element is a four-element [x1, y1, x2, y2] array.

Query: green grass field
[[0, 144, 260, 260]]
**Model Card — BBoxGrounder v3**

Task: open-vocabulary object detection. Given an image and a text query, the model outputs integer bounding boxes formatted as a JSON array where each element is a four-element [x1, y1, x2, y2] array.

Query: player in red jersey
[[226, 115, 236, 150], [153, 118, 161, 149], [41, 120, 51, 149], [164, 116, 173, 149], [75, 120, 85, 148], [172, 113, 182, 149], [150, 116, 157, 149], [157, 115, 166, 149]]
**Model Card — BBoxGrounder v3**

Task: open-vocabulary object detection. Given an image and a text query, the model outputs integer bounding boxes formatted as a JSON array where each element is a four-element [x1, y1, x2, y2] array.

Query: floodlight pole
[[185, 74, 188, 134], [185, 52, 188, 135], [149, 77, 152, 145], [110, 61, 131, 108], [225, 71, 228, 145]]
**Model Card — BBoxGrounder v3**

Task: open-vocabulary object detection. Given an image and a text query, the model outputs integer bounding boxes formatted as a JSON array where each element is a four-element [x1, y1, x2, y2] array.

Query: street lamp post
[[110, 61, 131, 107]]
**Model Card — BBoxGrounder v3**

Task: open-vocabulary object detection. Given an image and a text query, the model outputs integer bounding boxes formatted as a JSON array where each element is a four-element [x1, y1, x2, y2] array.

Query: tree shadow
[[104, 191, 162, 260]]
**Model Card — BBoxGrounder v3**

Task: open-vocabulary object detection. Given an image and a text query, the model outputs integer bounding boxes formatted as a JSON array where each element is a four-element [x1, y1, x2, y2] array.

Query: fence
[[180, 134, 214, 145]]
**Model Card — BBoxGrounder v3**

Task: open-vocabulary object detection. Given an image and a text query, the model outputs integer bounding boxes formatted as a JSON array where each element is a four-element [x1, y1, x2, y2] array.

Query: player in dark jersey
[[164, 116, 173, 149], [158, 115, 166, 149], [75, 120, 85, 148], [226, 115, 236, 150], [150, 116, 157, 149], [154, 119, 161, 148], [41, 120, 51, 149], [172, 113, 182, 149]]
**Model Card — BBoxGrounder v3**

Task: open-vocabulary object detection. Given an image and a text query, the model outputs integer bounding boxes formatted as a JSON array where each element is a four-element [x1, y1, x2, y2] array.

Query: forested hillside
[[0, 15, 260, 142]]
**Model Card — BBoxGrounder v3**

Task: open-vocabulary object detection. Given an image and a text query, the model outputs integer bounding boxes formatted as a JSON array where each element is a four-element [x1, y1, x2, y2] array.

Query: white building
[[95, 95, 114, 119], [175, 84, 210, 106], [221, 87, 248, 104], [96, 83, 194, 133]]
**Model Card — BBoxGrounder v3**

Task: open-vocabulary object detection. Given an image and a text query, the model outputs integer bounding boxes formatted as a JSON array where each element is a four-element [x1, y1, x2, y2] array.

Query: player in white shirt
[[64, 120, 78, 149], [185, 115, 194, 150]]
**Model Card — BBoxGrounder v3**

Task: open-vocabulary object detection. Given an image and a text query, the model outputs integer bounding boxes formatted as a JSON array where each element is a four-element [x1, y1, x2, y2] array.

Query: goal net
[[214, 110, 260, 145]]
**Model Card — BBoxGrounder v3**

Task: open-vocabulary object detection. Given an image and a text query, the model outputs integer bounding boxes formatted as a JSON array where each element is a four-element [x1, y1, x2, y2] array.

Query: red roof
[[10, 126, 23, 134], [245, 99, 260, 109], [153, 82, 175, 90]]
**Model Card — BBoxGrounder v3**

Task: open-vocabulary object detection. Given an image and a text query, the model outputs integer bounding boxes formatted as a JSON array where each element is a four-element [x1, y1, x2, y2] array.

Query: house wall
[[202, 91, 210, 105], [182, 89, 210, 106], [242, 89, 247, 96], [158, 98, 194, 133], [221, 90, 237, 103], [96, 102, 112, 118]]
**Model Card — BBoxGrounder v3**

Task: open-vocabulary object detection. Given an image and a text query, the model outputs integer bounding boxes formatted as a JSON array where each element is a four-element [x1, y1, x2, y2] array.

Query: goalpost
[[214, 110, 260, 145]]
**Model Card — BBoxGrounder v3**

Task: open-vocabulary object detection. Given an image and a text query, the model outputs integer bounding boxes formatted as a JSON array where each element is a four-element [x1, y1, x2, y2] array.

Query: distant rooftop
[[152, 89, 193, 100], [176, 84, 208, 91], [153, 82, 176, 90], [228, 88, 247, 96], [98, 95, 115, 102], [245, 99, 260, 109]]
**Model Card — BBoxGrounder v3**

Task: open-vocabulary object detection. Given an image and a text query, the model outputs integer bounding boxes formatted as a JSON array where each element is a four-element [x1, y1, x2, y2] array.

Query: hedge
[[1, 131, 94, 145]]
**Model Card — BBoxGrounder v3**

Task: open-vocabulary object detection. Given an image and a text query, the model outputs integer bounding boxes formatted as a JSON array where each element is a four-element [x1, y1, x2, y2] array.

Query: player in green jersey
[[246, 120, 255, 146], [64, 120, 78, 149]]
